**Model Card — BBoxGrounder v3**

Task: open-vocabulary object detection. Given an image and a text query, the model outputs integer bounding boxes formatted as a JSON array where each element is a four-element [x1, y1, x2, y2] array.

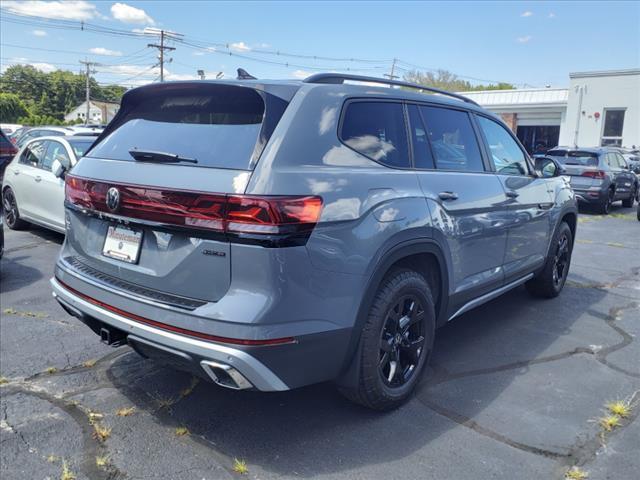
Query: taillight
[[226, 195, 323, 234], [581, 170, 606, 179], [65, 175, 323, 245]]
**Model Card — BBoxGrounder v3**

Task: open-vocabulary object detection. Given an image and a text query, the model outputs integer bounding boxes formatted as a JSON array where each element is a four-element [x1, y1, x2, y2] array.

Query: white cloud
[[192, 51, 205, 56], [548, 12, 556, 18], [2, 1, 99, 20], [1, 57, 57, 73], [89, 47, 122, 56], [229, 42, 250, 52], [31, 29, 47, 36], [110, 2, 155, 25], [520, 11, 533, 17], [100, 64, 157, 76], [516, 35, 533, 43], [291, 69, 311, 79]]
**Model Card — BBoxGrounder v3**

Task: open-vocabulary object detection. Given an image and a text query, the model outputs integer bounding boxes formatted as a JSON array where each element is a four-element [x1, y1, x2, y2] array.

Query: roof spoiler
[[303, 73, 479, 106]]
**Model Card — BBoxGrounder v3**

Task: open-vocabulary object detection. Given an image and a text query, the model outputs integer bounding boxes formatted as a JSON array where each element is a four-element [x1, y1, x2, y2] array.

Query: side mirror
[[51, 159, 65, 178], [535, 156, 565, 178]]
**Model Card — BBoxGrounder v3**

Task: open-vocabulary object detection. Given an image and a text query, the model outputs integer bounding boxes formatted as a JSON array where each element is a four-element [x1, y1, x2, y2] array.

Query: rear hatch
[[62, 82, 295, 305], [546, 149, 602, 189]]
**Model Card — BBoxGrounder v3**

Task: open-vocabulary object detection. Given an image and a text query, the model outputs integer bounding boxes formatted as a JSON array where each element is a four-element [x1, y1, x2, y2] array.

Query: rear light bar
[[581, 170, 606, 179], [65, 175, 322, 244], [56, 277, 296, 346]]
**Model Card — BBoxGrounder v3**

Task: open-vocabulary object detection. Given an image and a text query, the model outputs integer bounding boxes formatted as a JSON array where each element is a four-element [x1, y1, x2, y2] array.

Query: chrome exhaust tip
[[200, 360, 253, 390]]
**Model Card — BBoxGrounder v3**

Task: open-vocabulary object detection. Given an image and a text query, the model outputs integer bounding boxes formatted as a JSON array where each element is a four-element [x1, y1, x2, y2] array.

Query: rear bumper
[[51, 272, 352, 391], [572, 188, 606, 204], [51, 276, 291, 391]]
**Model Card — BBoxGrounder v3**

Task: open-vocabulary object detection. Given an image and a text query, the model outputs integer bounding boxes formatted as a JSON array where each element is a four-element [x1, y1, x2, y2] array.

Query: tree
[[0, 64, 127, 124], [403, 69, 514, 92], [0, 93, 30, 122]]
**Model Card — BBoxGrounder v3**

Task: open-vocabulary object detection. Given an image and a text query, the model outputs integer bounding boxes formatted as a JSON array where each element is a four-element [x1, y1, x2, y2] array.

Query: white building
[[64, 100, 120, 124], [460, 69, 640, 154]]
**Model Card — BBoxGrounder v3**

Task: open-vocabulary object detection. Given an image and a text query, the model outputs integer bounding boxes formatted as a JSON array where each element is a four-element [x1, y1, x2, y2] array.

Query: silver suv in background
[[546, 147, 638, 213], [51, 73, 577, 410]]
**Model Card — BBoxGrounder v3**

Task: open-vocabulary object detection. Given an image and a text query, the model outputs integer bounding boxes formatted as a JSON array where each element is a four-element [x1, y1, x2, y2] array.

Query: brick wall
[[500, 113, 518, 132]]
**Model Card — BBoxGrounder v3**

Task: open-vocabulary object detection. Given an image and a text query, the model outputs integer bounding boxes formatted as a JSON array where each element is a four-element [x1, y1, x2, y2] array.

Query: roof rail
[[303, 73, 479, 106]]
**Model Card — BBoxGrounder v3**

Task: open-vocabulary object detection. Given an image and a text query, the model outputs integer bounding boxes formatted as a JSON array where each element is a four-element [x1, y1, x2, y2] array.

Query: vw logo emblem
[[106, 187, 120, 212]]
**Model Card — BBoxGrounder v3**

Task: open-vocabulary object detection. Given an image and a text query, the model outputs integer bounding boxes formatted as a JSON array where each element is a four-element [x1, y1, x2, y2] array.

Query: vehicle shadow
[[105, 271, 610, 477], [0, 226, 63, 293], [0, 254, 43, 294]]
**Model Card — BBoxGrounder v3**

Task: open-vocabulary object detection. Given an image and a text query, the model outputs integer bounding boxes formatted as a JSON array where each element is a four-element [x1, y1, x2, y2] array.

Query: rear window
[[548, 150, 599, 166], [88, 85, 279, 170]]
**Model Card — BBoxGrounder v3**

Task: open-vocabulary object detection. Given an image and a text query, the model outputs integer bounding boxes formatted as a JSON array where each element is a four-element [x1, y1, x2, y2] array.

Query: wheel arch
[[335, 238, 449, 388]]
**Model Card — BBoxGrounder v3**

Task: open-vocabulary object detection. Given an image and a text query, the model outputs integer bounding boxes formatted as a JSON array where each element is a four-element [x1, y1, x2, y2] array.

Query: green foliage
[[0, 93, 29, 122], [0, 64, 126, 125], [403, 69, 515, 92]]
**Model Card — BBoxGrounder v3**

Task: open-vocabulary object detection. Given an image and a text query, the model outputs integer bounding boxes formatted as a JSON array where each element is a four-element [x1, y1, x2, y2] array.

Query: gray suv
[[545, 147, 637, 214], [51, 74, 578, 410]]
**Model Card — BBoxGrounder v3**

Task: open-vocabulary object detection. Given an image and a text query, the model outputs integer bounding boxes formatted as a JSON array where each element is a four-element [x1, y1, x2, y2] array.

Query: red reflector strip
[[56, 278, 296, 346]]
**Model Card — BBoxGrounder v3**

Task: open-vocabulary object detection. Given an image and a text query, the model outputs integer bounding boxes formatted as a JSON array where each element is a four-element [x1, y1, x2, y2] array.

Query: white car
[[2, 135, 96, 234]]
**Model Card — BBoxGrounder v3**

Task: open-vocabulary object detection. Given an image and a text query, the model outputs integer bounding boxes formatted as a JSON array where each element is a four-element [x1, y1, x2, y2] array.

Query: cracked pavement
[[1, 206, 639, 480]]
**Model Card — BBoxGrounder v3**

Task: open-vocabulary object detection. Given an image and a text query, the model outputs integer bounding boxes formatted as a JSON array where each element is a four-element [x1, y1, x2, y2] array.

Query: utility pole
[[147, 29, 181, 82], [80, 59, 99, 124], [384, 58, 399, 81]]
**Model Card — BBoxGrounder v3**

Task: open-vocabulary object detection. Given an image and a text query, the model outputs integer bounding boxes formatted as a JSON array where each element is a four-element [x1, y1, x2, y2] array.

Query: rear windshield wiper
[[129, 149, 198, 164]]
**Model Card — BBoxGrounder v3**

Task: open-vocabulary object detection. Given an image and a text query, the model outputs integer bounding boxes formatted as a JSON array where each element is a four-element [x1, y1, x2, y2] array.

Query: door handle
[[505, 191, 519, 198], [13, 170, 19, 175], [438, 191, 458, 201], [538, 203, 553, 210], [34, 176, 42, 182]]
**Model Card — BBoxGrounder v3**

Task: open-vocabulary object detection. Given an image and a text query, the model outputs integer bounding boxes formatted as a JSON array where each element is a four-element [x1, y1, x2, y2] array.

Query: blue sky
[[1, 0, 639, 88]]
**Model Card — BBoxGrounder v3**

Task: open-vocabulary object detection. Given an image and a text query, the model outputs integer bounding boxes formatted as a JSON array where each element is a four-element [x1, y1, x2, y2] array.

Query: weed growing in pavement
[[92, 423, 112, 442], [0, 377, 8, 385], [95, 455, 110, 468], [82, 359, 97, 368], [87, 411, 104, 424], [116, 406, 136, 417], [598, 415, 621, 432], [46, 454, 59, 463], [564, 467, 588, 480], [61, 460, 76, 480], [180, 376, 200, 397], [174, 426, 190, 436], [232, 458, 249, 475], [606, 400, 632, 418], [45, 367, 58, 374]]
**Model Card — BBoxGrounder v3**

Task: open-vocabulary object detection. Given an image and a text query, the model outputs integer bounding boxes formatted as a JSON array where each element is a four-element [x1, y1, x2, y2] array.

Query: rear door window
[[87, 85, 274, 170], [476, 115, 529, 175], [19, 140, 46, 167], [419, 106, 484, 172], [340, 101, 410, 168]]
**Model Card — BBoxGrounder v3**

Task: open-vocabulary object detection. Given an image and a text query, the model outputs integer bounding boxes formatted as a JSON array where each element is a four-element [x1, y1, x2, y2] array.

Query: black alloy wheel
[[552, 231, 570, 289], [379, 294, 426, 387]]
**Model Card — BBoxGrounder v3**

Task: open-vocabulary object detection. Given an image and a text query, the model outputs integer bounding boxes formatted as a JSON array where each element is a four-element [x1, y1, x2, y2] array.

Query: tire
[[526, 222, 573, 298], [340, 269, 436, 410], [596, 189, 614, 214], [622, 184, 636, 208], [2, 187, 28, 230]]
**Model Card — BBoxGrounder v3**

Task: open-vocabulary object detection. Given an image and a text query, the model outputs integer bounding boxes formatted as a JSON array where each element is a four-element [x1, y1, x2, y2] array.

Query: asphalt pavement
[[1, 205, 638, 480]]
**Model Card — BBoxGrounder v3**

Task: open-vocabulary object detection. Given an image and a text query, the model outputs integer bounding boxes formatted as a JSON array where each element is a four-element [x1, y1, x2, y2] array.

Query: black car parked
[[545, 147, 638, 214]]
